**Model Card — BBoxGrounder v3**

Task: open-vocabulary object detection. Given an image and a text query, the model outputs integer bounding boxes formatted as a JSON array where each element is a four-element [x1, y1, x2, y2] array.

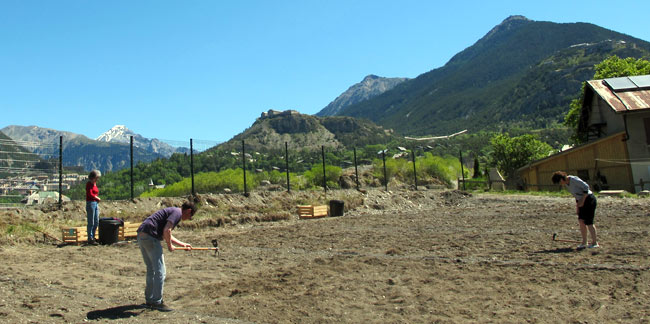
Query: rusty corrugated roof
[[587, 76, 650, 113]]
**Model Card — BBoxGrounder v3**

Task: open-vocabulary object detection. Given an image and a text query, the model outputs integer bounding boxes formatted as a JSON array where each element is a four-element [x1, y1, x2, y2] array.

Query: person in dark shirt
[[137, 201, 196, 311], [85, 170, 101, 245]]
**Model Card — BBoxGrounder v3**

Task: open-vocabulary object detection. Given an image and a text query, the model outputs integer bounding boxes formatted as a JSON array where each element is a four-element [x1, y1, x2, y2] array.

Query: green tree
[[472, 155, 481, 178], [565, 56, 650, 143], [489, 133, 553, 180]]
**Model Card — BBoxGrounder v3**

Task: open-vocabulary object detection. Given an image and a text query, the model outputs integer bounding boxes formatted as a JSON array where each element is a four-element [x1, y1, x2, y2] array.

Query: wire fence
[[10, 134, 646, 210], [1, 136, 473, 208], [0, 138, 61, 209]]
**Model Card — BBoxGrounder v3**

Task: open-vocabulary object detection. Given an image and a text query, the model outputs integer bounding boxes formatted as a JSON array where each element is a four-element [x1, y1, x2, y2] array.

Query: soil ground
[[0, 189, 649, 323]]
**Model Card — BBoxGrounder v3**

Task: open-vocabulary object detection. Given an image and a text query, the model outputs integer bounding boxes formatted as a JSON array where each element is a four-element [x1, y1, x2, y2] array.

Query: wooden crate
[[61, 226, 97, 245], [61, 221, 139, 244], [297, 205, 328, 219], [121, 222, 139, 240]]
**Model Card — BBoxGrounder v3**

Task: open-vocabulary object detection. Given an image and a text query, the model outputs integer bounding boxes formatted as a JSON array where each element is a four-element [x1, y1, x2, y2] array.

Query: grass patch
[[1, 221, 46, 244]]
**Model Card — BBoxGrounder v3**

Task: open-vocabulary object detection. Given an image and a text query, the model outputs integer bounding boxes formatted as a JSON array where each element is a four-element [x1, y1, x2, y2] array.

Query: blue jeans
[[85, 201, 99, 240], [137, 232, 166, 304]]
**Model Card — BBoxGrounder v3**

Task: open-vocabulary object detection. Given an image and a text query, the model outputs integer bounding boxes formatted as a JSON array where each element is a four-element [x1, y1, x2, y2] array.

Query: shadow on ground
[[86, 304, 147, 320], [534, 247, 575, 254]]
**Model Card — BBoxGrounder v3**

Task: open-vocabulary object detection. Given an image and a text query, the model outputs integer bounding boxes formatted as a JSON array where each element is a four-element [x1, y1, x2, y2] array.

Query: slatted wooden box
[[61, 226, 97, 245], [121, 222, 139, 240], [297, 205, 328, 219], [61, 221, 139, 245]]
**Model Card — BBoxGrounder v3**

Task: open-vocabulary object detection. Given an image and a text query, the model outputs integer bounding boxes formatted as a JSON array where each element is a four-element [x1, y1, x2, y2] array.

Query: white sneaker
[[588, 243, 600, 248], [576, 244, 586, 250]]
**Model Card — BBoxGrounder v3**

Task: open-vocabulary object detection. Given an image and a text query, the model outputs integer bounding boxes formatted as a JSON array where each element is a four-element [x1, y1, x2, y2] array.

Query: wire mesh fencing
[[2, 136, 472, 207], [0, 137, 62, 208]]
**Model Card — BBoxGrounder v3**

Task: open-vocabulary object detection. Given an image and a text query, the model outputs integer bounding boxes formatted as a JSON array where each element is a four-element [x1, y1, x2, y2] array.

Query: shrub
[[303, 164, 342, 189], [417, 153, 463, 186], [142, 168, 258, 197]]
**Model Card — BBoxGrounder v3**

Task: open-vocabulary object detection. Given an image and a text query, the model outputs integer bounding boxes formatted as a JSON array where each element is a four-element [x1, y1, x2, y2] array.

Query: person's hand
[[168, 245, 175, 252], [184, 244, 192, 250]]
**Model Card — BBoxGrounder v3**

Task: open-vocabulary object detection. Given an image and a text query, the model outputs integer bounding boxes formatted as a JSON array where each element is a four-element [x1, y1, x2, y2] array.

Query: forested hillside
[[336, 16, 650, 136]]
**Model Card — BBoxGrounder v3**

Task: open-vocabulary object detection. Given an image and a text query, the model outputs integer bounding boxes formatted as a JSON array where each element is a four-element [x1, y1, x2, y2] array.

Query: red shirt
[[86, 181, 99, 202]]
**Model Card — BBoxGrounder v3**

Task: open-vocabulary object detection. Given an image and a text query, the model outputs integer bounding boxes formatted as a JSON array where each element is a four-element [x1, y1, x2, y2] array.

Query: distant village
[[0, 173, 86, 205]]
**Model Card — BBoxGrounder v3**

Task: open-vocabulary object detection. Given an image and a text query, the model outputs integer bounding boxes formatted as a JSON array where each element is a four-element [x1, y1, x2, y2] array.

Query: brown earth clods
[[0, 189, 649, 323]]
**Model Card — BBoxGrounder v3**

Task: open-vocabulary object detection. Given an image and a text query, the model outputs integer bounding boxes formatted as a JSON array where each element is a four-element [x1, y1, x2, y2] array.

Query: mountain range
[[0, 125, 187, 173], [317, 16, 650, 136]]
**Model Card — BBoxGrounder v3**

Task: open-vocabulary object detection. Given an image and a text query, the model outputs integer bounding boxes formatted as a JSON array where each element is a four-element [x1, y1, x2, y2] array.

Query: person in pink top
[[85, 170, 101, 245]]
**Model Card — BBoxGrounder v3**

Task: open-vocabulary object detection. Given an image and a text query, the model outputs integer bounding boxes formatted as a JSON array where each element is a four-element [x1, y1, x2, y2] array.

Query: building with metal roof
[[519, 75, 650, 193]]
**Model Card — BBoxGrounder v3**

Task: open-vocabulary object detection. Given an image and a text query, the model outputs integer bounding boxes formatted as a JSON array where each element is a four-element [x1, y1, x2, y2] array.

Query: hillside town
[[0, 173, 85, 205]]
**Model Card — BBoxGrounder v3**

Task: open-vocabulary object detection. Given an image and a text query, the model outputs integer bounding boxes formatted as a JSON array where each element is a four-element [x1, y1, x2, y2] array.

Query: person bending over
[[551, 171, 599, 249], [137, 201, 196, 311]]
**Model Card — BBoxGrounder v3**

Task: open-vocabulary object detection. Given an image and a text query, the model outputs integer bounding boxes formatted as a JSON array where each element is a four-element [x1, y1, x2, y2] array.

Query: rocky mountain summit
[[217, 111, 395, 153], [316, 74, 408, 116], [96, 125, 187, 157]]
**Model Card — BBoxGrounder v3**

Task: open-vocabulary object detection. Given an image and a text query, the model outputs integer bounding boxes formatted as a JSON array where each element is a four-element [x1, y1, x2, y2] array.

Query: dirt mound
[[440, 189, 473, 205]]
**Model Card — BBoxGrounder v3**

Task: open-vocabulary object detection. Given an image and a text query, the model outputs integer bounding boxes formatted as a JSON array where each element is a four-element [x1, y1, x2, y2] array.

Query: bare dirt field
[[1, 189, 649, 323]]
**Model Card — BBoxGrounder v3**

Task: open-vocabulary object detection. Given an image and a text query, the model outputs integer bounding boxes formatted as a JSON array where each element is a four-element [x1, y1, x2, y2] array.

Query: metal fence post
[[130, 136, 134, 200], [321, 145, 327, 193], [459, 150, 466, 191], [190, 139, 195, 196], [58, 136, 62, 209], [285, 142, 290, 193], [354, 147, 359, 190], [412, 149, 417, 190], [242, 140, 248, 196], [382, 150, 387, 191]]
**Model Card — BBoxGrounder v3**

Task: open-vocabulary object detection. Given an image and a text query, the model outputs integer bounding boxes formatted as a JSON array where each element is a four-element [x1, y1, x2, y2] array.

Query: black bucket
[[329, 200, 344, 217], [98, 219, 121, 245]]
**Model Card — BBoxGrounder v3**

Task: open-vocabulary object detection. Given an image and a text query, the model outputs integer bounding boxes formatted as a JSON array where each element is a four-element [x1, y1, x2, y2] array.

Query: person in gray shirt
[[552, 171, 599, 249]]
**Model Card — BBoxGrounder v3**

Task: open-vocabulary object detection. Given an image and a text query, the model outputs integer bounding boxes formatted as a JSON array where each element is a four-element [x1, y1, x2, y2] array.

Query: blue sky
[[2, 0, 649, 144]]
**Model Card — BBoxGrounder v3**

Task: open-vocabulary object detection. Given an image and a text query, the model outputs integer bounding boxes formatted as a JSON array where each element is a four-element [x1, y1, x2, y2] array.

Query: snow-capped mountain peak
[[96, 125, 134, 143], [95, 125, 189, 157]]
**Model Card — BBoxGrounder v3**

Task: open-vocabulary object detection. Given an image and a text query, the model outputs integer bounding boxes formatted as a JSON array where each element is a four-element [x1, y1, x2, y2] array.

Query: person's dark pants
[[578, 194, 597, 225]]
